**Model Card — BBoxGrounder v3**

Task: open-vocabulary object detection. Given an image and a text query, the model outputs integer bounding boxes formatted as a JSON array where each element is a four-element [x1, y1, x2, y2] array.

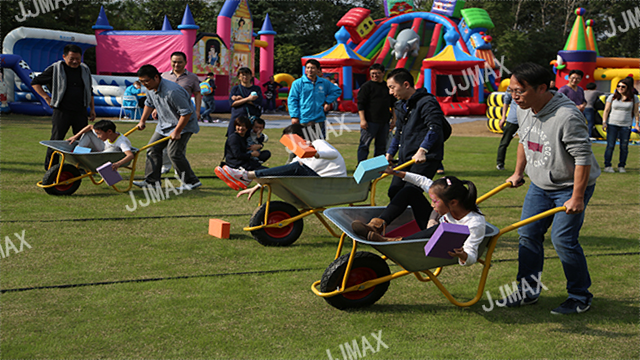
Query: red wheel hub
[[54, 171, 75, 191], [263, 211, 293, 239], [343, 267, 377, 300]]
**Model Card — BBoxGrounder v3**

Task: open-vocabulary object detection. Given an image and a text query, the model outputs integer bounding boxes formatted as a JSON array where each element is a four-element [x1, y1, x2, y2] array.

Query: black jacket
[[390, 88, 450, 162]]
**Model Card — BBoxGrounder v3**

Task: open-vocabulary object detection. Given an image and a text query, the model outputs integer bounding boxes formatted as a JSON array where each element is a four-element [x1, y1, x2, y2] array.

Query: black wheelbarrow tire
[[249, 201, 304, 246], [320, 251, 391, 310], [42, 164, 82, 196]]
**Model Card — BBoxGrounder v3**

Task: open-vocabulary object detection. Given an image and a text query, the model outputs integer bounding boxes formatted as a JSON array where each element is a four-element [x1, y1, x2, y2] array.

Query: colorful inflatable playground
[[1, 0, 637, 126], [486, 8, 640, 141], [1, 0, 280, 117], [302, 0, 500, 115]]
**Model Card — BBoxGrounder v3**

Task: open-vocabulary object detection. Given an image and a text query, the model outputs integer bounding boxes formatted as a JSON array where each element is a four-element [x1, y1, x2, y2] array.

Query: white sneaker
[[177, 181, 202, 191], [133, 180, 154, 188], [603, 167, 615, 173], [223, 165, 251, 189], [618, 167, 626, 173], [161, 165, 172, 174]]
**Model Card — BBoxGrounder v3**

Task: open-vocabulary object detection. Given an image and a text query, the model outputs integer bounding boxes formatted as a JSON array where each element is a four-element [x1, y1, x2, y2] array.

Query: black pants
[[387, 160, 440, 200], [379, 185, 439, 240], [496, 122, 519, 166], [45, 108, 88, 169]]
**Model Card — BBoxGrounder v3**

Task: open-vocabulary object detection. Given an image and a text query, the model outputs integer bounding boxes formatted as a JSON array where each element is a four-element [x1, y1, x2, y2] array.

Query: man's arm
[[288, 81, 301, 123], [500, 102, 508, 128], [89, 95, 96, 122], [194, 92, 202, 119], [32, 85, 51, 105], [325, 79, 342, 104], [137, 105, 154, 130], [170, 114, 190, 140], [414, 98, 446, 163], [506, 143, 527, 187], [564, 165, 590, 214]]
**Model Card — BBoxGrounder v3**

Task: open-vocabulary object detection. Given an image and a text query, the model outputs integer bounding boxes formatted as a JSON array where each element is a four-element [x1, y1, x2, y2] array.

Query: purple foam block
[[96, 162, 123, 186], [423, 222, 470, 259]]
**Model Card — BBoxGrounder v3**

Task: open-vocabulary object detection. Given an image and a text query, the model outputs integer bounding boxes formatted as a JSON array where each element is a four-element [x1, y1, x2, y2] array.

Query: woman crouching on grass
[[352, 170, 485, 266]]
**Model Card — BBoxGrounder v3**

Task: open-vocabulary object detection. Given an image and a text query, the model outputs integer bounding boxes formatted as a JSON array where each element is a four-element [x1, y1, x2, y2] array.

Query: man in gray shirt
[[504, 63, 600, 315], [134, 65, 201, 190]]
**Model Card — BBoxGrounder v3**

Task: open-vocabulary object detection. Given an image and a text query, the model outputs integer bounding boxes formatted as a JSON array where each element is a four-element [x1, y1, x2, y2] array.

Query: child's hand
[[111, 162, 121, 171], [67, 134, 79, 144], [447, 247, 468, 263], [248, 144, 262, 151], [251, 150, 260, 157], [382, 166, 395, 175]]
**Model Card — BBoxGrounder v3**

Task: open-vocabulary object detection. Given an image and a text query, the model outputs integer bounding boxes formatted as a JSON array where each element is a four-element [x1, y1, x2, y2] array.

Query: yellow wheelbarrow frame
[[242, 160, 417, 245], [311, 181, 566, 308], [37, 127, 170, 194]]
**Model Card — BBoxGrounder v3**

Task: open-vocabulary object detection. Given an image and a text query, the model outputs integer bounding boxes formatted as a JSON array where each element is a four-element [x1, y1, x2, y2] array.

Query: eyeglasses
[[506, 87, 527, 96], [139, 78, 154, 84]]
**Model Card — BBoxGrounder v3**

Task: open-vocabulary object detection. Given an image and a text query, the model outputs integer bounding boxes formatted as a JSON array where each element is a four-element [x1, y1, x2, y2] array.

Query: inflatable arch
[[0, 54, 51, 116]]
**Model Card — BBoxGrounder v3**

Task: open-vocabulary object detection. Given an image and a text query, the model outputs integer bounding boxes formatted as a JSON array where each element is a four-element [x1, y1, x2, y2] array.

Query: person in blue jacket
[[385, 68, 451, 200], [288, 59, 341, 139]]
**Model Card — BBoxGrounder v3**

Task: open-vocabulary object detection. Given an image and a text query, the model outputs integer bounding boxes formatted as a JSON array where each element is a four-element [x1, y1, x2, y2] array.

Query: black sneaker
[[496, 164, 505, 170], [496, 290, 538, 307], [550, 298, 590, 315]]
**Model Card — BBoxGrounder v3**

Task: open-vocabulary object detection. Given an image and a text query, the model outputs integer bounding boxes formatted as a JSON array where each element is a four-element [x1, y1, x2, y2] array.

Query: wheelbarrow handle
[[139, 136, 171, 151], [123, 126, 139, 137], [376, 159, 416, 181], [498, 206, 566, 237], [476, 179, 525, 205]]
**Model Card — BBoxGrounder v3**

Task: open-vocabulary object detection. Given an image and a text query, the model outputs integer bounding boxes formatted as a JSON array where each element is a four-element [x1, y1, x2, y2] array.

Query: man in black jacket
[[385, 68, 450, 199]]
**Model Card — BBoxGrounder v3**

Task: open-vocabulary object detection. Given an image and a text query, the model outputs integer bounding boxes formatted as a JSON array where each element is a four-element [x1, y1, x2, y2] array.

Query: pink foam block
[[96, 162, 123, 186], [385, 220, 421, 238], [424, 222, 470, 259]]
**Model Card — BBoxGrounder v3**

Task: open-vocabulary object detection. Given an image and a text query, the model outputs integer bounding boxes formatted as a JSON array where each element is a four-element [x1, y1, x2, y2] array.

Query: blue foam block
[[73, 146, 92, 154], [353, 155, 388, 184]]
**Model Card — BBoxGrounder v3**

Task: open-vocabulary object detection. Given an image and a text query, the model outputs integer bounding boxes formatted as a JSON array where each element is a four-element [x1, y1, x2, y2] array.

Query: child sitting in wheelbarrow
[[216, 123, 347, 192], [352, 170, 485, 267], [66, 120, 134, 171]]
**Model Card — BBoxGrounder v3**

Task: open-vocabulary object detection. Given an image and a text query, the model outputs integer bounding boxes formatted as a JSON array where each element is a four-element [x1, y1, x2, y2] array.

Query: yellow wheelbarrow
[[37, 127, 169, 195], [311, 181, 566, 310], [243, 161, 416, 247]]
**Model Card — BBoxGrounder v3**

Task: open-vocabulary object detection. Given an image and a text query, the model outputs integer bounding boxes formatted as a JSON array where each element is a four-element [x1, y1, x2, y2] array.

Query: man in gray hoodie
[[504, 63, 600, 315]]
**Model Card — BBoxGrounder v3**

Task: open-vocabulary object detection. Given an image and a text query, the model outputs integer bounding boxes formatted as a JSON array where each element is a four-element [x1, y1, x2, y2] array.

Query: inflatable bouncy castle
[[302, 0, 500, 115], [1, 0, 277, 117]]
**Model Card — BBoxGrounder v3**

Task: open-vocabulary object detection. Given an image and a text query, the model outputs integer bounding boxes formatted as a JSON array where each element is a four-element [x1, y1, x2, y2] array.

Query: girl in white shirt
[[352, 172, 486, 266]]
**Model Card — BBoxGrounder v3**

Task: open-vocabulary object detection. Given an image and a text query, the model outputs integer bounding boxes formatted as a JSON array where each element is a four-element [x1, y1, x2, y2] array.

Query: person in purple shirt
[[558, 70, 586, 112]]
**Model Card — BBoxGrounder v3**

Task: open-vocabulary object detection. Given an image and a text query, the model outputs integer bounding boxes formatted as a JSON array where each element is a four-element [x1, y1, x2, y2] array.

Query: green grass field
[[1, 115, 638, 359]]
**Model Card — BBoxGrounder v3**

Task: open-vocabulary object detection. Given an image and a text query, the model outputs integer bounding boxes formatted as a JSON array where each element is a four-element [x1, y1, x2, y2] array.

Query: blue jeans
[[583, 108, 595, 138], [201, 95, 216, 120], [517, 182, 595, 304], [357, 122, 390, 163], [604, 124, 630, 168], [255, 162, 319, 177]]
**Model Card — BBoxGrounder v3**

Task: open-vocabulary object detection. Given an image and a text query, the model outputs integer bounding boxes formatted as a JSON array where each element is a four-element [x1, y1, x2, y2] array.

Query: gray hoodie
[[517, 92, 600, 191]]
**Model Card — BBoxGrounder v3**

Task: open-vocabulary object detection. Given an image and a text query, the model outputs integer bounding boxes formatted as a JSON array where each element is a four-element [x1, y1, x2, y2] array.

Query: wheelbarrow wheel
[[249, 201, 304, 246], [320, 251, 391, 310], [42, 164, 82, 196]]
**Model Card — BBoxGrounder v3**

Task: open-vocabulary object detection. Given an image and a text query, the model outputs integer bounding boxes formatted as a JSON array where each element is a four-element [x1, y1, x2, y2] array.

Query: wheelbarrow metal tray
[[324, 207, 499, 272], [40, 140, 138, 171], [255, 177, 370, 209]]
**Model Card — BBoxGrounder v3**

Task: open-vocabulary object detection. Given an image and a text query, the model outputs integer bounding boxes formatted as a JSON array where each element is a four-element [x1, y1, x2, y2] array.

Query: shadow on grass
[[475, 295, 638, 329]]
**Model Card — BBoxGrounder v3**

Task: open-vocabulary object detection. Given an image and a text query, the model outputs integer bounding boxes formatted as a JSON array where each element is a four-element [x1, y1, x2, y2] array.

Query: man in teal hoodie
[[288, 59, 341, 139], [504, 63, 600, 315]]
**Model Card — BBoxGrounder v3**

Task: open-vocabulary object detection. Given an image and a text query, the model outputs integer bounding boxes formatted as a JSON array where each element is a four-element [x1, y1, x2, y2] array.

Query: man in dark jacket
[[385, 68, 450, 199]]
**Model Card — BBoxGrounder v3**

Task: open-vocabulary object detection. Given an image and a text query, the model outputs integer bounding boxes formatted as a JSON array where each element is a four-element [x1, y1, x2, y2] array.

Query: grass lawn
[[1, 114, 638, 359]]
